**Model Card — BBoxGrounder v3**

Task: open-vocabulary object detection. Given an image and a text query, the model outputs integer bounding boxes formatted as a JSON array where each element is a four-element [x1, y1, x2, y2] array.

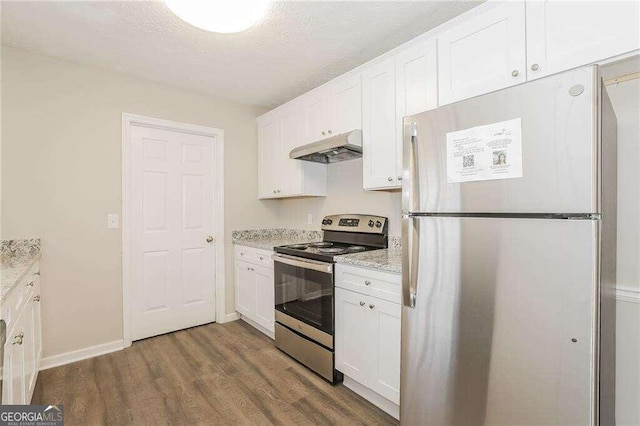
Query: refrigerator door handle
[[402, 121, 420, 308], [402, 215, 419, 308]]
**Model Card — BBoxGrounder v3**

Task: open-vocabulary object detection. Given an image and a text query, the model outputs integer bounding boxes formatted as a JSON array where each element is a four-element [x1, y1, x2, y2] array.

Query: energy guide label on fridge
[[446, 118, 523, 183]]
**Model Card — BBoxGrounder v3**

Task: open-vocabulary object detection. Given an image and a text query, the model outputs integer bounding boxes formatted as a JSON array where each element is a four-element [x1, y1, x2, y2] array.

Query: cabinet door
[[335, 288, 369, 383], [362, 58, 398, 190], [526, 0, 640, 80], [258, 114, 282, 199], [279, 103, 304, 196], [3, 318, 26, 404], [303, 88, 330, 143], [367, 297, 401, 405], [329, 74, 362, 136], [395, 38, 438, 180], [235, 260, 256, 318], [438, 1, 526, 105], [254, 266, 275, 333], [23, 299, 36, 403]]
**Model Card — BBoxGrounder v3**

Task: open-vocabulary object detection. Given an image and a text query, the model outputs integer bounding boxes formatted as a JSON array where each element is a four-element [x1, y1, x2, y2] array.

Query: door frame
[[121, 113, 225, 347]]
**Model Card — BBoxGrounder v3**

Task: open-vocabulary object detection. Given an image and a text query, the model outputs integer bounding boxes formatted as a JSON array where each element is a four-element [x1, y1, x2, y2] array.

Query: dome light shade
[[164, 0, 270, 34]]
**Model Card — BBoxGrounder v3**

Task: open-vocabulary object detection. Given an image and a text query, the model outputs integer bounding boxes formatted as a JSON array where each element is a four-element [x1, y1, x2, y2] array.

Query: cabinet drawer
[[335, 265, 401, 304], [254, 249, 273, 268], [234, 245, 256, 262]]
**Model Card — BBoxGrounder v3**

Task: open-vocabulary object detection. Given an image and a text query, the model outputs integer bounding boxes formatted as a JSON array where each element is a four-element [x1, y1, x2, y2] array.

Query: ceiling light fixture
[[164, 0, 270, 34]]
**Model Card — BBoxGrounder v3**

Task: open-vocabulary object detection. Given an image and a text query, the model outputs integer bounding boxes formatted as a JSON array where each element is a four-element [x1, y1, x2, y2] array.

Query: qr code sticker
[[463, 155, 474, 168]]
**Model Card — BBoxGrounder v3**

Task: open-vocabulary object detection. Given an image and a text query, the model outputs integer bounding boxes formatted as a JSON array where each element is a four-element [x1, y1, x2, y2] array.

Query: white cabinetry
[[526, 0, 640, 80], [362, 58, 397, 190], [234, 245, 275, 337], [2, 262, 43, 404], [335, 264, 401, 417], [258, 106, 327, 199], [394, 38, 438, 182], [438, 1, 526, 105]]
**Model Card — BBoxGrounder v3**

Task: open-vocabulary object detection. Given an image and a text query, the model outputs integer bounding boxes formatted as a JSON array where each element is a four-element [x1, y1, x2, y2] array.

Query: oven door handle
[[271, 253, 333, 274]]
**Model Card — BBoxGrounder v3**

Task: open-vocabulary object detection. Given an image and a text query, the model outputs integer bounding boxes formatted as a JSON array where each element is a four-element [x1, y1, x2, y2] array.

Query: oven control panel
[[321, 214, 388, 234]]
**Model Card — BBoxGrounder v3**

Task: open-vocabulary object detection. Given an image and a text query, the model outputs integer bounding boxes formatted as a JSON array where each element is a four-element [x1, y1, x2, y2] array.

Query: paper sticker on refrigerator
[[446, 118, 523, 183]]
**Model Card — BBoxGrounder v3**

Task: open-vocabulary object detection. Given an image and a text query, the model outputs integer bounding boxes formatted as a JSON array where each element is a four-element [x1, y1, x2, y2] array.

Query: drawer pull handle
[[359, 301, 366, 307], [365, 280, 371, 286], [13, 332, 24, 345]]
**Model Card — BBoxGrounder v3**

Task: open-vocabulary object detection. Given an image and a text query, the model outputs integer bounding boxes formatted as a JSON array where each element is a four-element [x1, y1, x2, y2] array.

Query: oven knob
[[326, 219, 333, 225], [322, 219, 327, 225], [375, 221, 382, 228], [368, 220, 374, 227]]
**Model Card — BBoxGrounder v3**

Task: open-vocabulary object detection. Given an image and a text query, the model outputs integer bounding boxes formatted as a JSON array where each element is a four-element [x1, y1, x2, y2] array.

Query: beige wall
[[276, 158, 402, 236], [1, 47, 280, 357], [607, 72, 640, 426]]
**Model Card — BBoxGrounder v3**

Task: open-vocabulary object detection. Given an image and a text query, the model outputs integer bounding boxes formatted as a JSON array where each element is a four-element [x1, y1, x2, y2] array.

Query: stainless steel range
[[272, 214, 388, 383]]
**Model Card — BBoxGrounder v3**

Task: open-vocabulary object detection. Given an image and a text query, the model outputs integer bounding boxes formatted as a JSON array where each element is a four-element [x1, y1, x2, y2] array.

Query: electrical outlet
[[307, 213, 313, 225], [107, 214, 119, 229]]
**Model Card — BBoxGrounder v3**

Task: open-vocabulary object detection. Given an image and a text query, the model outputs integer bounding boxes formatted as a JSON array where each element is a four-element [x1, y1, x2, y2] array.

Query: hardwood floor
[[33, 320, 398, 425]]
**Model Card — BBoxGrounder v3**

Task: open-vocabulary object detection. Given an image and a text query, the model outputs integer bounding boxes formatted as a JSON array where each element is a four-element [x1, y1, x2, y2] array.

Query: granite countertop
[[334, 248, 402, 274], [232, 229, 323, 251], [1, 239, 42, 303]]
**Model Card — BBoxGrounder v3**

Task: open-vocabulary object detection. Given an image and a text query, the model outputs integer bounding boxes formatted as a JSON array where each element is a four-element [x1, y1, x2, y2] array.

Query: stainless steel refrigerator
[[401, 65, 616, 425]]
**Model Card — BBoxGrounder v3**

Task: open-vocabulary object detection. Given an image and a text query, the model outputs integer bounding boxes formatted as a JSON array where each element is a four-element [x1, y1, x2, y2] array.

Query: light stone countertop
[[232, 228, 323, 251], [334, 248, 402, 274], [1, 239, 42, 303]]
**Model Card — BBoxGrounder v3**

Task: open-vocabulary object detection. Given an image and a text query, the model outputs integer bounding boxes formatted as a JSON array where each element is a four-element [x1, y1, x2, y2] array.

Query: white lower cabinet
[[2, 262, 43, 404], [335, 264, 401, 417], [234, 245, 275, 337]]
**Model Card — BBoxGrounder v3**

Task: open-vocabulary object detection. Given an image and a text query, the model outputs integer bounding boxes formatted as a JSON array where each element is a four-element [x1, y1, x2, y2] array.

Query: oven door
[[272, 254, 334, 336]]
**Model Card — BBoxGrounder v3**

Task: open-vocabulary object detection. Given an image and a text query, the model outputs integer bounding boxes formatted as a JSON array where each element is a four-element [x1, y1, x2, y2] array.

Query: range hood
[[289, 129, 362, 164]]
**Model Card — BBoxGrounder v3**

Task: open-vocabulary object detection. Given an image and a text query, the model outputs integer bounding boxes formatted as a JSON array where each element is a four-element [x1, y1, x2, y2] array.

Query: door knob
[[206, 236, 214, 243]]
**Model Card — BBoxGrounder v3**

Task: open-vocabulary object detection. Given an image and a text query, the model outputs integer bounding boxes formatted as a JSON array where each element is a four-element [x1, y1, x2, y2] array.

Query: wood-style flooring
[[33, 320, 398, 425]]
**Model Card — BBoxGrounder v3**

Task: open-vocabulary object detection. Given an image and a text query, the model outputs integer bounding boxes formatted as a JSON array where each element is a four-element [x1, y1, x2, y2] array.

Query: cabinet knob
[[369, 304, 375, 310], [27, 281, 34, 287], [206, 235, 214, 243], [33, 295, 40, 302], [359, 301, 366, 307], [531, 63, 539, 71], [328, 130, 332, 134], [387, 177, 393, 182], [511, 70, 519, 77], [397, 176, 403, 181], [322, 131, 326, 136], [277, 190, 281, 193], [13, 332, 24, 345], [259, 256, 264, 260], [34, 271, 41, 276], [365, 280, 371, 286], [272, 190, 276, 194]]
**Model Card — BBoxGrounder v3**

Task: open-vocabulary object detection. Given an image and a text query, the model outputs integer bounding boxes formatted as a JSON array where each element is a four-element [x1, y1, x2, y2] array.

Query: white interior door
[[130, 124, 217, 341]]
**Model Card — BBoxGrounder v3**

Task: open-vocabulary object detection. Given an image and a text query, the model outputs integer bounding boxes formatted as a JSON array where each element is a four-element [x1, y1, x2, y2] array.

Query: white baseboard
[[219, 311, 240, 323], [40, 340, 124, 371], [616, 285, 640, 304], [342, 375, 399, 420]]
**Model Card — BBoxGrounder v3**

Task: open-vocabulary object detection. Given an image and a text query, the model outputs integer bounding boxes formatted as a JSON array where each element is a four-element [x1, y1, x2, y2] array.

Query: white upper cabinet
[[395, 38, 438, 182], [302, 88, 331, 143], [438, 1, 526, 105], [257, 112, 281, 199], [362, 58, 398, 190], [526, 0, 640, 80], [258, 101, 327, 199], [329, 73, 362, 136]]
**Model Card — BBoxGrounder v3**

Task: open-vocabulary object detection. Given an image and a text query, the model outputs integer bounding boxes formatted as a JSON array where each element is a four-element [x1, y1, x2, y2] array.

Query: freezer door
[[403, 66, 599, 214], [400, 217, 598, 425]]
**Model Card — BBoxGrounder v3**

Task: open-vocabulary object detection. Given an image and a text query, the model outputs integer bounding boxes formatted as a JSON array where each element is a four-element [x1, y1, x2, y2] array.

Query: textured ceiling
[[1, 1, 482, 109]]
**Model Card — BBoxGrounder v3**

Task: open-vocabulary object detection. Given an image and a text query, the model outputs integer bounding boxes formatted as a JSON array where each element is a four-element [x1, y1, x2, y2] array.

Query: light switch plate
[[107, 214, 119, 229], [307, 213, 313, 225]]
